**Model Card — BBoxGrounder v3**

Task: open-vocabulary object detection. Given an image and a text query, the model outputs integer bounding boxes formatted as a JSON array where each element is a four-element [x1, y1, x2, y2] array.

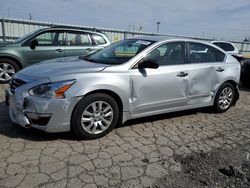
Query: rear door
[[63, 31, 101, 57], [186, 42, 226, 104]]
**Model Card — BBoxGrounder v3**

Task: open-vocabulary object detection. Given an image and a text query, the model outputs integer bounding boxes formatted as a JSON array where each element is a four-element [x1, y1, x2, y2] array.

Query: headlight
[[29, 80, 76, 99]]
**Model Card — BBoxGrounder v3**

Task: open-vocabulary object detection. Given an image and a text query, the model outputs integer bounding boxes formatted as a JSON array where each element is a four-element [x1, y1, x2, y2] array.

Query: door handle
[[177, 72, 188, 77], [56, 49, 63, 53], [86, 48, 93, 51], [216, 67, 225, 72]]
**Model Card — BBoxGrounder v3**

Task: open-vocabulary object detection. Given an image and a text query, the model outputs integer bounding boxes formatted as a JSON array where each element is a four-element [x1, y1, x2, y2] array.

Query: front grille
[[10, 78, 27, 93]]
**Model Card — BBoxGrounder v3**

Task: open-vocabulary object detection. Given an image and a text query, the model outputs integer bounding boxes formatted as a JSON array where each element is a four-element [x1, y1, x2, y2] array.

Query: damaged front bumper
[[6, 89, 81, 133]]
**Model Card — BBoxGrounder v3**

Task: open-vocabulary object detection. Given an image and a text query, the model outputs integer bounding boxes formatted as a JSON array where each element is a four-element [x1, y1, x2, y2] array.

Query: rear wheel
[[71, 93, 119, 139], [213, 82, 235, 113], [0, 59, 20, 83]]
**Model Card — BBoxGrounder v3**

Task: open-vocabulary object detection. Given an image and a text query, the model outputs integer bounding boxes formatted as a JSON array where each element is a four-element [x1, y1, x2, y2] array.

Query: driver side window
[[145, 42, 185, 66], [32, 31, 64, 46]]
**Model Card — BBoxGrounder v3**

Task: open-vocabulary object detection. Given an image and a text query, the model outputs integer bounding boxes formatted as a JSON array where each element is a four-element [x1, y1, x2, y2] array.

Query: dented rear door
[[186, 42, 226, 105]]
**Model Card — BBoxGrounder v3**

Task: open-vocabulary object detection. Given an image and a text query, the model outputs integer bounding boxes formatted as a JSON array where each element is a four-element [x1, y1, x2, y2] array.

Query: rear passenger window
[[213, 42, 235, 51], [188, 43, 225, 64], [66, 32, 91, 46], [91, 34, 106, 45]]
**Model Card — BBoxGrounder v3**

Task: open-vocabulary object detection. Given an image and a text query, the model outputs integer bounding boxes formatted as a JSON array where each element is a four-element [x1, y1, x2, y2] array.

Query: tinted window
[[66, 32, 91, 46], [188, 42, 225, 63], [91, 34, 106, 45], [213, 42, 235, 51], [145, 42, 185, 66], [34, 31, 64, 46]]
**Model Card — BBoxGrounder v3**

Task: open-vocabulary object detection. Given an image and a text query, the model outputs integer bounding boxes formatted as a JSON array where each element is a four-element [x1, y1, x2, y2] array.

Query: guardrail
[[1, 17, 249, 54]]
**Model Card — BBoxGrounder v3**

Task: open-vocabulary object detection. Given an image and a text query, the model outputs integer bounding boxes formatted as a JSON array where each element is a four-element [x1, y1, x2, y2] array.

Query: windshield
[[14, 30, 38, 43], [81, 39, 154, 65]]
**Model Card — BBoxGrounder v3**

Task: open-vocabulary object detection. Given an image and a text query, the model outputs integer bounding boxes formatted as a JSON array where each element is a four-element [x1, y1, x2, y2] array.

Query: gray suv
[[0, 27, 110, 83], [6, 37, 240, 139]]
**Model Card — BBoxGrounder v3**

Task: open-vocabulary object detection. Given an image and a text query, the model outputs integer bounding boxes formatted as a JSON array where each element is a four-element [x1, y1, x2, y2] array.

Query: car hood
[[0, 41, 12, 47], [18, 56, 109, 78]]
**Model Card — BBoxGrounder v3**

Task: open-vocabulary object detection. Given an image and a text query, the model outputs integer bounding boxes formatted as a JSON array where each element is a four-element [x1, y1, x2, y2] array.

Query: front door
[[129, 42, 189, 117], [23, 30, 65, 65]]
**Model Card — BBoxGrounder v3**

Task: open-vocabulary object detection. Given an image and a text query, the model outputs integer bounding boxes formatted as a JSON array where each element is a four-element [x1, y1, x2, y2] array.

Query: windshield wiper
[[88, 58, 99, 63], [80, 56, 99, 63]]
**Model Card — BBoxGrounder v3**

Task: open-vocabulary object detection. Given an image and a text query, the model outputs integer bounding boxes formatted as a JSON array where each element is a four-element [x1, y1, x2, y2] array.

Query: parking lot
[[0, 83, 250, 187]]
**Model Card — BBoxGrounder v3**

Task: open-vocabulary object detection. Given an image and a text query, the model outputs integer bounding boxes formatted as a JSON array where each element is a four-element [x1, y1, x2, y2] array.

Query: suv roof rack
[[50, 24, 102, 33]]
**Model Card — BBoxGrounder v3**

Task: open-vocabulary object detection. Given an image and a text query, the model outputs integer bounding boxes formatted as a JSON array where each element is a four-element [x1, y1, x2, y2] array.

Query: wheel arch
[[85, 89, 124, 115], [70, 89, 124, 131], [215, 80, 239, 106], [0, 55, 23, 70], [224, 80, 239, 104]]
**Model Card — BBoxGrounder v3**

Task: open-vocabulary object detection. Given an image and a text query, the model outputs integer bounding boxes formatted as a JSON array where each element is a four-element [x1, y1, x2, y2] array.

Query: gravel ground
[[154, 144, 250, 188], [0, 84, 250, 188]]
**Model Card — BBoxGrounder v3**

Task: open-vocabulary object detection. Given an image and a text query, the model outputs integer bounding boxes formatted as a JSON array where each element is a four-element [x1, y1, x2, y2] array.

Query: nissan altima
[[6, 37, 240, 139]]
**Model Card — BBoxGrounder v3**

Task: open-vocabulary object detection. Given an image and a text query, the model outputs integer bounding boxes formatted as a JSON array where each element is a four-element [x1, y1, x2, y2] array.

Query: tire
[[71, 93, 119, 139], [213, 82, 235, 113], [0, 59, 20, 84]]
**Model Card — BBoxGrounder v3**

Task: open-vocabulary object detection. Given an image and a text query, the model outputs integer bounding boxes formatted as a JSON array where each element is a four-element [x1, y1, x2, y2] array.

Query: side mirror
[[138, 60, 159, 69], [30, 39, 38, 50]]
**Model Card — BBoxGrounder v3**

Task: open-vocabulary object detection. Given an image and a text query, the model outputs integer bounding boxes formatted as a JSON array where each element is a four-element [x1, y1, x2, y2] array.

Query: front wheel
[[71, 93, 119, 139], [0, 59, 20, 84], [213, 82, 235, 113]]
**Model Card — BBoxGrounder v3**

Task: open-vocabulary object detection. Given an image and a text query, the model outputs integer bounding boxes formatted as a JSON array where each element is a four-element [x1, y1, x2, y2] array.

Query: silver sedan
[[6, 37, 240, 139]]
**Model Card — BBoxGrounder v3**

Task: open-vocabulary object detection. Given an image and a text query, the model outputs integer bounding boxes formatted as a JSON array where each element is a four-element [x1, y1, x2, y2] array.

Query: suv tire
[[0, 59, 20, 83]]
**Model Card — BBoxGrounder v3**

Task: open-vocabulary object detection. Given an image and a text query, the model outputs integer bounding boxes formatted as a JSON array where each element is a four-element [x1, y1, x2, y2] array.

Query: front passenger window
[[33, 31, 64, 46], [145, 42, 185, 66]]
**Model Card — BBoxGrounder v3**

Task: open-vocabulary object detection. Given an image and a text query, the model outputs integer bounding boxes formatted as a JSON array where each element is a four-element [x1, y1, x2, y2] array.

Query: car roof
[[211, 41, 234, 45], [128, 36, 211, 44], [36, 27, 106, 35], [127, 36, 227, 54]]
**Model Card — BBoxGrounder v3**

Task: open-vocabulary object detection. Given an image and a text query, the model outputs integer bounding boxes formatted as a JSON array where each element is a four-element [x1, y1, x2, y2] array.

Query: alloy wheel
[[218, 87, 233, 110], [81, 101, 114, 135], [0, 63, 16, 82]]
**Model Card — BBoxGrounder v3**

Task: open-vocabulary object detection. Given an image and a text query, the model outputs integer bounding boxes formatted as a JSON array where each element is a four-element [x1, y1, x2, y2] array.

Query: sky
[[0, 0, 250, 41]]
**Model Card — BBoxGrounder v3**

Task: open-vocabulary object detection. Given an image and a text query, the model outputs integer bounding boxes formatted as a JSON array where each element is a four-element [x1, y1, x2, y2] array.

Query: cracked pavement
[[0, 84, 250, 187]]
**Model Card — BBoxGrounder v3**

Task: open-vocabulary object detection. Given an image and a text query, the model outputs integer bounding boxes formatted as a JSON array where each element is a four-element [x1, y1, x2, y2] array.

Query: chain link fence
[[1, 17, 249, 54]]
